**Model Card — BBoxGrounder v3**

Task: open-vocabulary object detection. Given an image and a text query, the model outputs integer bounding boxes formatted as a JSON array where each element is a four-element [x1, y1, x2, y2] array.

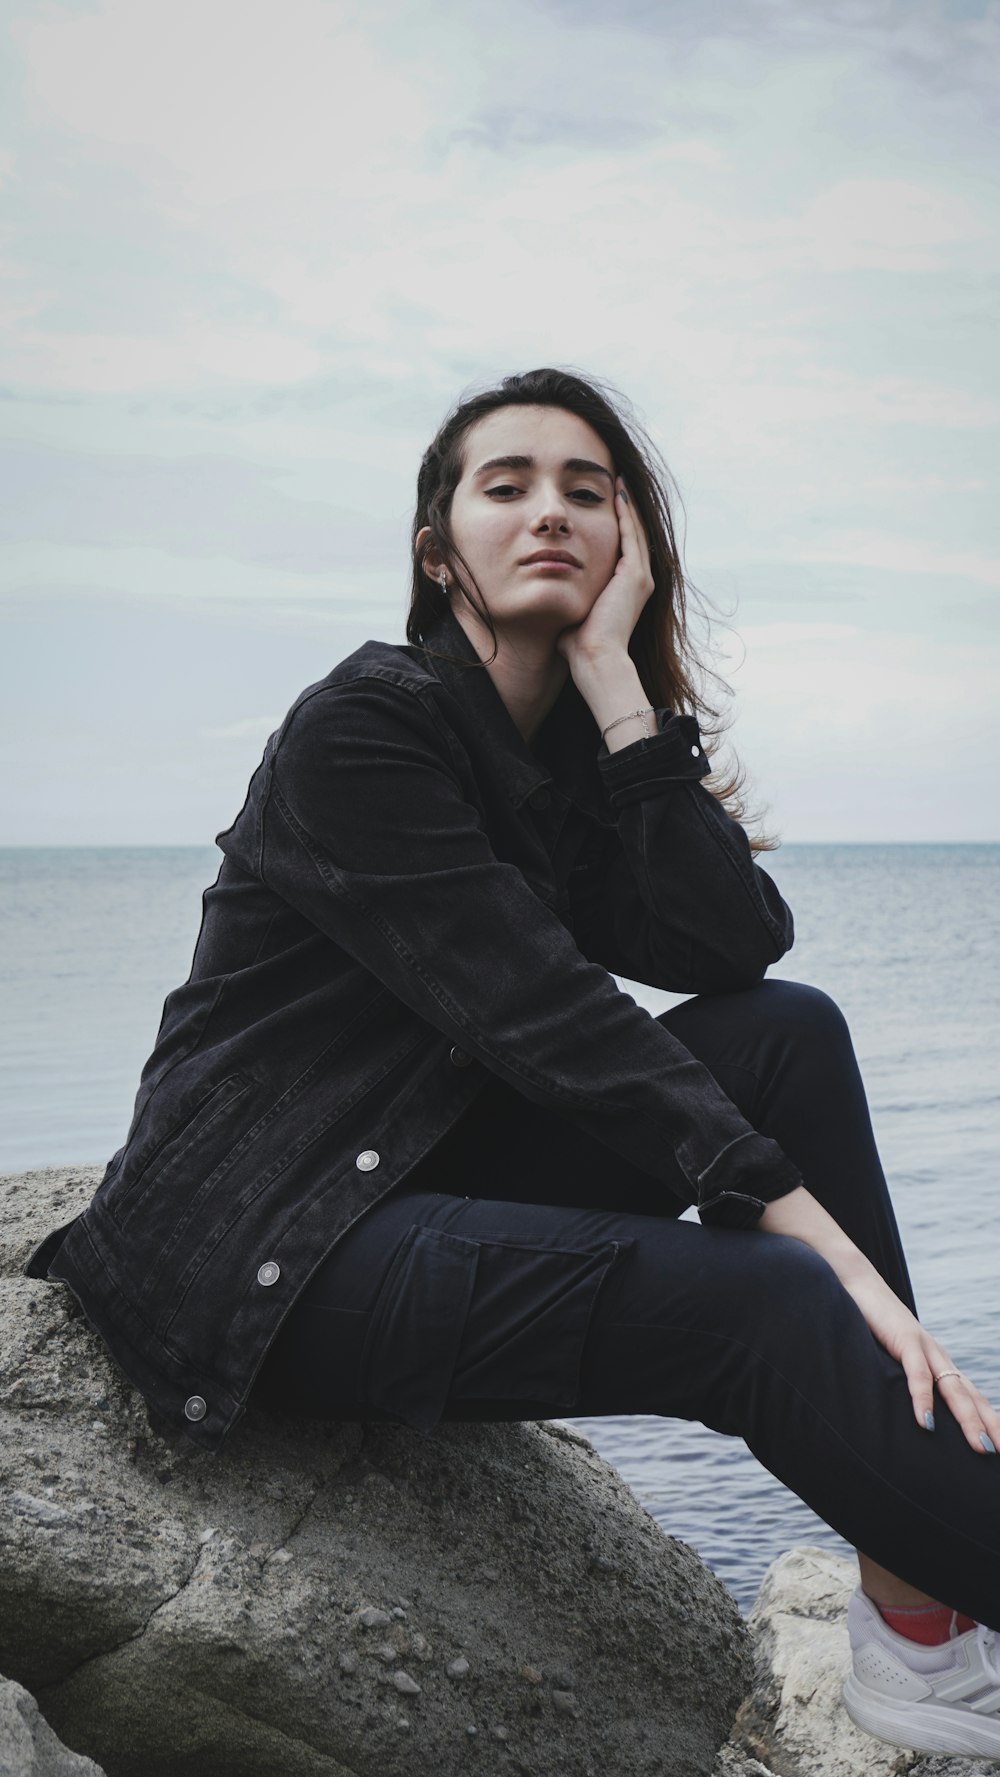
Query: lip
[[519, 549, 582, 568]]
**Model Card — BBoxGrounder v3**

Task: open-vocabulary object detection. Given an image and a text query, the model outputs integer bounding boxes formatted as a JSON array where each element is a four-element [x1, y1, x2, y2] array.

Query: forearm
[[758, 1185, 878, 1290], [571, 648, 652, 752]]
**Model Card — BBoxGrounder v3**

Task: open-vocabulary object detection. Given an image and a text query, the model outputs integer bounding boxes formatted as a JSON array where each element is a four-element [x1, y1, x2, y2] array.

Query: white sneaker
[[844, 1586, 1000, 1760]]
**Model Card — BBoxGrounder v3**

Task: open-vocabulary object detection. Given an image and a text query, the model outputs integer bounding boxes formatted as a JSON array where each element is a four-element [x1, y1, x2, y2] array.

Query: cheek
[[454, 506, 515, 575]]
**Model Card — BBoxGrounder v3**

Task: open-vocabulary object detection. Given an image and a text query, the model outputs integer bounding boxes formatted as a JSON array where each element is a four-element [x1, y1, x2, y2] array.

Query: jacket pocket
[[110, 1074, 253, 1228], [357, 1223, 632, 1433]]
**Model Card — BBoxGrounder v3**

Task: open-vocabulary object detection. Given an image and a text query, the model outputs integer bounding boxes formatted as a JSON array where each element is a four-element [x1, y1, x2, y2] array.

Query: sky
[[2, 0, 998, 844]]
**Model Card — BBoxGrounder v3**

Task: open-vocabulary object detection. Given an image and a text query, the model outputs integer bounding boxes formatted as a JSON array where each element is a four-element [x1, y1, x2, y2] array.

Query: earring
[[439, 570, 448, 593]]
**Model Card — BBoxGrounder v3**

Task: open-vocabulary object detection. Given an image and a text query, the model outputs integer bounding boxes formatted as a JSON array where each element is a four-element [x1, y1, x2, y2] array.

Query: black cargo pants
[[255, 980, 1000, 1629]]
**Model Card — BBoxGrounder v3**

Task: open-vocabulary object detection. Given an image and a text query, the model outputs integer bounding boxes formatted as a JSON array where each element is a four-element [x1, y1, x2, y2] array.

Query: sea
[[2, 843, 998, 1615]]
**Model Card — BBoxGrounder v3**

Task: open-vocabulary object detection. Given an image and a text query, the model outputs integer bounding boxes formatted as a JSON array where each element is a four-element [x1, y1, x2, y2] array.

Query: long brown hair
[[406, 366, 775, 851]]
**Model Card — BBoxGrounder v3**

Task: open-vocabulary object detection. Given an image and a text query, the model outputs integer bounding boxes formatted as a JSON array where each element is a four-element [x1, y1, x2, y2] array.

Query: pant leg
[[256, 1182, 1000, 1632], [399, 978, 915, 1309], [658, 979, 916, 1309], [255, 980, 1000, 1624]]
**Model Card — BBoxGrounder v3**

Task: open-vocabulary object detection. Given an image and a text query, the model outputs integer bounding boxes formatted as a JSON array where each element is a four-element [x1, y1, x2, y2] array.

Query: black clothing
[[256, 979, 1000, 1633], [25, 605, 801, 1453]]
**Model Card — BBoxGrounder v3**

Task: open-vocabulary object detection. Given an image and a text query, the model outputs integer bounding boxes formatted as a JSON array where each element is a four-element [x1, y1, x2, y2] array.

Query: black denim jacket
[[25, 606, 802, 1452]]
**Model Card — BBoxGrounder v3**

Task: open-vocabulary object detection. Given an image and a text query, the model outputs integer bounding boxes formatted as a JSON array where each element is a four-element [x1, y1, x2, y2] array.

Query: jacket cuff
[[695, 1132, 804, 1230], [598, 711, 711, 810]]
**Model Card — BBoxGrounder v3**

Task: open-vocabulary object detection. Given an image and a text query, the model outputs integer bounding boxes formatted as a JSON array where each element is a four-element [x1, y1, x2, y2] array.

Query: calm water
[[2, 844, 998, 1612]]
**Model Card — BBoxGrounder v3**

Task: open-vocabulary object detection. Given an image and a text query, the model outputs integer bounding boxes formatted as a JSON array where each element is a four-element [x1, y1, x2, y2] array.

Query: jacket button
[[356, 1149, 380, 1171], [184, 1395, 207, 1422], [449, 1046, 473, 1068], [257, 1261, 280, 1286], [691, 744, 700, 757], [528, 787, 550, 810]]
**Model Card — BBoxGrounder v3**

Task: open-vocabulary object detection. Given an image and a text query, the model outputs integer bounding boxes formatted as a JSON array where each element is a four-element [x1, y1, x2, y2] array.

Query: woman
[[26, 367, 1000, 1760]]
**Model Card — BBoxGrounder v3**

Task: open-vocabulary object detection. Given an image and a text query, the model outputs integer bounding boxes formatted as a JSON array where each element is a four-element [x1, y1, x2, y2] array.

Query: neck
[[448, 601, 569, 746]]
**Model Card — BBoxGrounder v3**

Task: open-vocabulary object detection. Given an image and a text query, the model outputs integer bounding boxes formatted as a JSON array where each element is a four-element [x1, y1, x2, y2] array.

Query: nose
[[529, 480, 572, 534]]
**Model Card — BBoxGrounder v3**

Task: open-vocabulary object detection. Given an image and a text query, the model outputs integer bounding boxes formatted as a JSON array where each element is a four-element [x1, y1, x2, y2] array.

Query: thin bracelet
[[602, 706, 655, 741]]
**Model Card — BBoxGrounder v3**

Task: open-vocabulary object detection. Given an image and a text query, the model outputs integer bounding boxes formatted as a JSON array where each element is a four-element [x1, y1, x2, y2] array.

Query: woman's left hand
[[761, 1184, 1000, 1457], [840, 1264, 1000, 1456], [555, 478, 656, 670]]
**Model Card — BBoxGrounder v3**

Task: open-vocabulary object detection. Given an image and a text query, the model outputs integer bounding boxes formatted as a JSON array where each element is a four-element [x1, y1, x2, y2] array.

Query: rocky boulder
[[724, 1545, 995, 1777], [0, 1674, 106, 1777], [2, 1166, 753, 1777]]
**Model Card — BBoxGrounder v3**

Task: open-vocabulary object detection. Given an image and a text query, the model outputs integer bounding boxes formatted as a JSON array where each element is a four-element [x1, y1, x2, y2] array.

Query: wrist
[[758, 1185, 871, 1285], [571, 651, 652, 746]]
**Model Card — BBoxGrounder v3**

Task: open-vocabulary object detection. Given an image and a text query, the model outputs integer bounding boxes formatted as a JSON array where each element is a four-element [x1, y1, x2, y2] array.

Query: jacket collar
[[418, 604, 609, 820]]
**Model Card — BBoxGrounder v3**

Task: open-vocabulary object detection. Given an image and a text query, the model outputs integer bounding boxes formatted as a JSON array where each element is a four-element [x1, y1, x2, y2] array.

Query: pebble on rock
[[358, 1606, 392, 1629], [446, 1656, 470, 1679], [393, 1670, 421, 1695], [552, 1690, 579, 1717]]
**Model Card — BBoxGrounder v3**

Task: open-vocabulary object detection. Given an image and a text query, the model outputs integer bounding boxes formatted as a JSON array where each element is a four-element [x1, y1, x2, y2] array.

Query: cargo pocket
[[357, 1223, 633, 1434]]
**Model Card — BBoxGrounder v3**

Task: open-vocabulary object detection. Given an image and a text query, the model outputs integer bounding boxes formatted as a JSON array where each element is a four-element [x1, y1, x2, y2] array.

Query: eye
[[484, 485, 605, 503]]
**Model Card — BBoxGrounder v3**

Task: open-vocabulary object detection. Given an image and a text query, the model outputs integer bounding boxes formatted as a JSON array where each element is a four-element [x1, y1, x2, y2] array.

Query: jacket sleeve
[[568, 710, 794, 994], [264, 676, 803, 1228]]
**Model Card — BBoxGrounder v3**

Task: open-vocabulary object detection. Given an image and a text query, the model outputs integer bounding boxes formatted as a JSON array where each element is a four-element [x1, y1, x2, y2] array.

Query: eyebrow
[[471, 454, 614, 485]]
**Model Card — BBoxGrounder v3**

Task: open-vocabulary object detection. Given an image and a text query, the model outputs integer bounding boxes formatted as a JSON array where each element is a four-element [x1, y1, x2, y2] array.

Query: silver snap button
[[257, 1261, 280, 1286], [356, 1149, 380, 1171], [690, 745, 700, 757], [184, 1395, 207, 1422], [449, 1046, 473, 1068]]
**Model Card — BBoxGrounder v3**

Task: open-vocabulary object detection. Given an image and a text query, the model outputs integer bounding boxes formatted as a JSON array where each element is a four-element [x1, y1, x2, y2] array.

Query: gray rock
[[0, 1673, 106, 1776], [711, 1748, 777, 1777], [723, 1545, 915, 1777], [713, 1545, 1000, 1777], [3, 1165, 753, 1777], [909, 1762, 998, 1776]]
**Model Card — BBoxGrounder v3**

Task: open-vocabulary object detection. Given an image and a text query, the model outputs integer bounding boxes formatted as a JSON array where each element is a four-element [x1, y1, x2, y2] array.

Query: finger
[[937, 1372, 1000, 1455], [963, 1374, 1000, 1437], [617, 479, 651, 565], [905, 1348, 937, 1433], [615, 479, 636, 555]]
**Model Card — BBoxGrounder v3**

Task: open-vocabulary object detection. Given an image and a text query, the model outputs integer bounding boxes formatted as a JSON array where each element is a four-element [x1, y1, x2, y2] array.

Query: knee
[[748, 1232, 858, 1359], [752, 979, 853, 1054]]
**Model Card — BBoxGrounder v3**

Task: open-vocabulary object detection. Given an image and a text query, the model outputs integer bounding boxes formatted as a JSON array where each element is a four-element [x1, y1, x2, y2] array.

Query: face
[[425, 405, 621, 644]]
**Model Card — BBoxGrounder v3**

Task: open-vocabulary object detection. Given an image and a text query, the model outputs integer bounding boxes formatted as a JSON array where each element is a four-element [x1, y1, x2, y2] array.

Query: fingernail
[[981, 1433, 996, 1454], [924, 1410, 936, 1432], [619, 484, 629, 503]]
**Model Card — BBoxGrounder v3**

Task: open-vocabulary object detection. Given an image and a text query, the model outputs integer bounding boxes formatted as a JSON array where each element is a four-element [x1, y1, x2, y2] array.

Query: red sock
[[877, 1602, 976, 1645]]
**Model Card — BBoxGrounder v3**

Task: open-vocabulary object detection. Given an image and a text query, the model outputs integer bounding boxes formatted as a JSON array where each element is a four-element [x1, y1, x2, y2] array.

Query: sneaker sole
[[844, 1673, 1000, 1761]]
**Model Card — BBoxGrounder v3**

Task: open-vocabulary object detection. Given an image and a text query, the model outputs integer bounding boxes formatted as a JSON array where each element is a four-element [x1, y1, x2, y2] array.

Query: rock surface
[[2, 1166, 753, 1777], [0, 1674, 106, 1777], [722, 1545, 995, 1777]]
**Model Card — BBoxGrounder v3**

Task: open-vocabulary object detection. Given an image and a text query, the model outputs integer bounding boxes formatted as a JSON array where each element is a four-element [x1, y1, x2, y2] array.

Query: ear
[[415, 525, 445, 584]]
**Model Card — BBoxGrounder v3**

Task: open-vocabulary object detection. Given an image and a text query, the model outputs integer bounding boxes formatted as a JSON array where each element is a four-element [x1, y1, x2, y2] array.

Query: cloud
[[719, 619, 1000, 840], [799, 531, 1000, 588], [2, 0, 997, 840], [0, 441, 397, 572], [12, 0, 431, 209], [790, 178, 992, 272], [200, 715, 280, 742]]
